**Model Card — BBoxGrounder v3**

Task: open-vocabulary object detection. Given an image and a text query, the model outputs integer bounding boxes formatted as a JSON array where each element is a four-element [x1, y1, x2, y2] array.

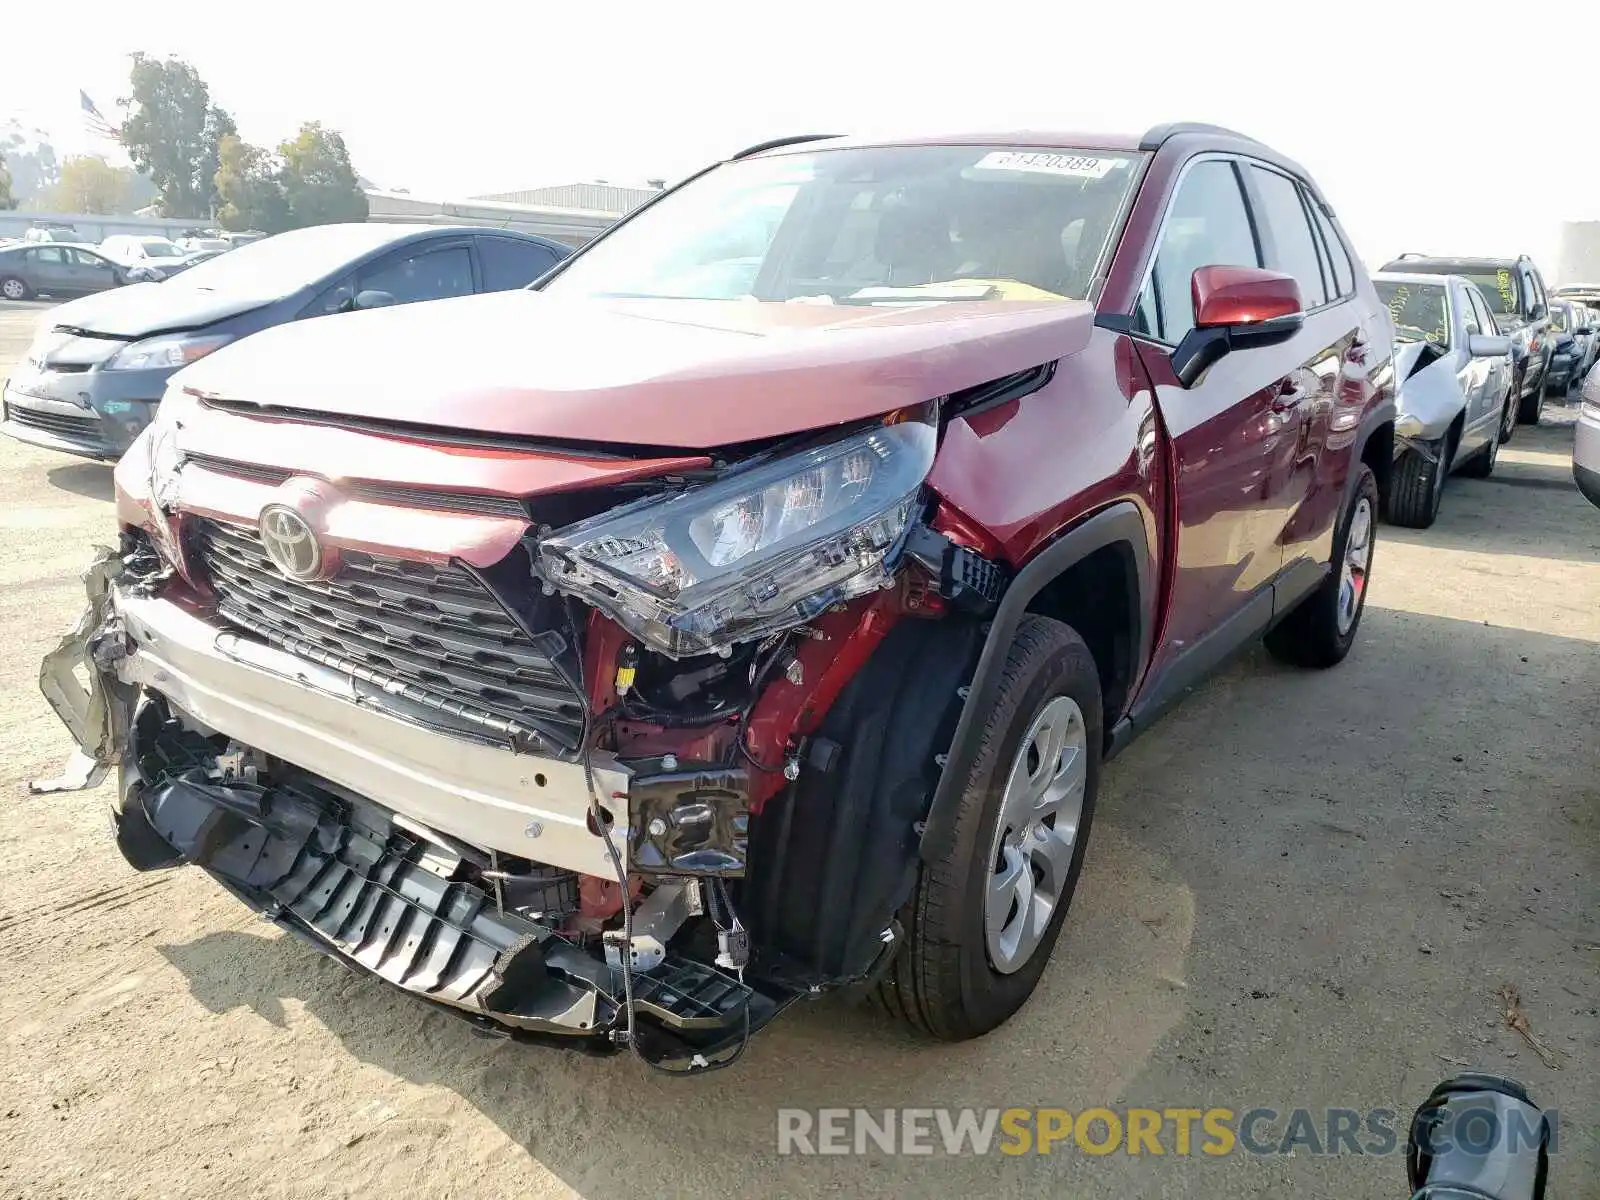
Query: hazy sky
[[5, 0, 1597, 277]]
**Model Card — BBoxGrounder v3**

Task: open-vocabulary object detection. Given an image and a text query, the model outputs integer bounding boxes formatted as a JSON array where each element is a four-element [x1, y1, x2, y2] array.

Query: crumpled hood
[[46, 282, 266, 340], [173, 289, 1096, 448]]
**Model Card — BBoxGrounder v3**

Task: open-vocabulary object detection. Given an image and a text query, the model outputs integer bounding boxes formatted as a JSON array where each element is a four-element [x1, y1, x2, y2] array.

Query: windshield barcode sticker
[[972, 152, 1127, 178]]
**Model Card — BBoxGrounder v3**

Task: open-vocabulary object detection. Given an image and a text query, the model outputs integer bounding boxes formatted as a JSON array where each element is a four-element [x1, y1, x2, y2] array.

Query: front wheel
[[1385, 444, 1447, 528], [871, 615, 1102, 1040], [1518, 360, 1547, 424], [1266, 464, 1378, 669]]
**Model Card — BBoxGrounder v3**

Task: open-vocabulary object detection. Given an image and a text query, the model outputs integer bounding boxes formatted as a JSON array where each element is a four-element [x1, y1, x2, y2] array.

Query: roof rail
[[1138, 122, 1260, 151], [731, 133, 843, 160]]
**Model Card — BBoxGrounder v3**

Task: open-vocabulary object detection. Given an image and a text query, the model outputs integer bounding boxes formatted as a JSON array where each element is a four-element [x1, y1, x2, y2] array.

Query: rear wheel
[[871, 615, 1101, 1040], [1498, 389, 1517, 444], [0, 276, 31, 301], [1266, 465, 1378, 669], [1458, 429, 1499, 479]]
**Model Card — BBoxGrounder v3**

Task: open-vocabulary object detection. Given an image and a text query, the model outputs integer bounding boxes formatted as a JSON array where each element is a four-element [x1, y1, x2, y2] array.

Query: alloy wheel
[[985, 695, 1088, 975], [0, 279, 25, 301], [1337, 496, 1374, 637]]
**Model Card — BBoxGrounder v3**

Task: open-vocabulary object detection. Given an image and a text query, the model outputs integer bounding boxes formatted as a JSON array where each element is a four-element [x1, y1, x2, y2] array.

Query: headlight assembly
[[535, 415, 937, 658], [104, 332, 233, 371]]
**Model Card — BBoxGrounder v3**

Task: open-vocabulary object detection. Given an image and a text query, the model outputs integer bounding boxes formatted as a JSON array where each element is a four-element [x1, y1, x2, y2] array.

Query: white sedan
[[1374, 271, 1514, 528]]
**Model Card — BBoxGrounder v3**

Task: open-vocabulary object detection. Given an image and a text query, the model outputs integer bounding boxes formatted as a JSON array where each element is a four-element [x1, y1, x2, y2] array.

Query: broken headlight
[[536, 416, 936, 658]]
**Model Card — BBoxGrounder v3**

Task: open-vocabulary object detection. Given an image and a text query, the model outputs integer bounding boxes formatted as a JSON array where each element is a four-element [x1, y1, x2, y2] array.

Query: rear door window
[[1249, 165, 1328, 308], [1134, 158, 1261, 344]]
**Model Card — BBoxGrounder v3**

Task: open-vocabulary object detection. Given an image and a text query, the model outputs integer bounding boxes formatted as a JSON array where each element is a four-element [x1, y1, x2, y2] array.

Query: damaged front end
[[35, 400, 1007, 1069]]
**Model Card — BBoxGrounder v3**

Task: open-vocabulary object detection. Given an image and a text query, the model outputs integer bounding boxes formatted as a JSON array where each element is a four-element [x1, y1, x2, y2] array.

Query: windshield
[[166, 226, 379, 295], [1452, 270, 1521, 316], [543, 145, 1144, 304], [1377, 281, 1450, 346]]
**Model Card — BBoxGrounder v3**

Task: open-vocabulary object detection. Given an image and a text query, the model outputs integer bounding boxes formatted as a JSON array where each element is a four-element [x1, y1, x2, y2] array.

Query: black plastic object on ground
[[1408, 1073, 1549, 1200]]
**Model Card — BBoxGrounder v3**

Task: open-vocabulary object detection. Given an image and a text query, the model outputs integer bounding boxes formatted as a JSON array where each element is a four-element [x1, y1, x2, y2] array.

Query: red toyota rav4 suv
[[41, 123, 1395, 1070]]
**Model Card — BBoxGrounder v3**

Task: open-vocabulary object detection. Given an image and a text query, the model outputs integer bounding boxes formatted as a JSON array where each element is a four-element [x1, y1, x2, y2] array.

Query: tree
[[46, 156, 136, 214], [118, 53, 229, 218], [214, 135, 287, 232], [199, 105, 236, 217], [0, 151, 14, 210], [278, 123, 367, 228], [1, 137, 58, 206]]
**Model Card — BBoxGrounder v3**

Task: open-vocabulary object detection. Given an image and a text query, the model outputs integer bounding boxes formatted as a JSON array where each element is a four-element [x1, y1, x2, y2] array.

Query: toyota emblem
[[259, 504, 323, 580]]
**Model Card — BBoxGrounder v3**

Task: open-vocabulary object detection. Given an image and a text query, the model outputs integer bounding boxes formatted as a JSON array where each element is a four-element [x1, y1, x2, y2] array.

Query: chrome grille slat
[[193, 519, 583, 751], [9, 407, 101, 438], [182, 454, 530, 518]]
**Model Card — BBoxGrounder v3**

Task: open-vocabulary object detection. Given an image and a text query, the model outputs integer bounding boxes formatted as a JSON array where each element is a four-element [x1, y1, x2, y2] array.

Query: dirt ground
[[0, 297, 1594, 1199]]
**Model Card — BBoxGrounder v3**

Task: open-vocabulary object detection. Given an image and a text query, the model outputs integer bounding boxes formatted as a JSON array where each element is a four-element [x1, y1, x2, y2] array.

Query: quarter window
[[1307, 197, 1353, 299], [1135, 159, 1261, 344], [1250, 166, 1327, 309], [1467, 287, 1498, 335]]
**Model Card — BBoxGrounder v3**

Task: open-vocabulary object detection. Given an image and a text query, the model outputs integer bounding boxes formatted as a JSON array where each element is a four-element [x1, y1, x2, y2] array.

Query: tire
[[1384, 442, 1448, 528], [0, 276, 32, 301], [870, 615, 1102, 1040], [1517, 359, 1547, 424], [1458, 428, 1498, 479], [1266, 464, 1378, 669], [1498, 388, 1517, 445]]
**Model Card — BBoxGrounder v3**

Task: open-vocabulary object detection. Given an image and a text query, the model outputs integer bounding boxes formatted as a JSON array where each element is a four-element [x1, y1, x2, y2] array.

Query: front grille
[[8, 405, 101, 440], [182, 454, 530, 518], [192, 519, 584, 753]]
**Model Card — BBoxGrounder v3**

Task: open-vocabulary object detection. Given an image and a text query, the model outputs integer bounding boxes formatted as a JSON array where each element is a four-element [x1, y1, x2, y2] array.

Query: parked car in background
[[176, 236, 231, 255], [221, 230, 266, 248], [34, 124, 1397, 1062], [98, 235, 189, 272], [1576, 303, 1600, 380], [23, 223, 84, 244], [1381, 254, 1553, 426], [0, 242, 137, 300], [1575, 366, 1600, 507], [1373, 272, 1513, 526], [2, 223, 571, 460], [1543, 299, 1586, 396]]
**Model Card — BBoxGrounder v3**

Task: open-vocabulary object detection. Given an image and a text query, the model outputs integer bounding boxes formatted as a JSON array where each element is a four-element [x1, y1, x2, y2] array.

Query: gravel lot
[[0, 297, 1595, 1199]]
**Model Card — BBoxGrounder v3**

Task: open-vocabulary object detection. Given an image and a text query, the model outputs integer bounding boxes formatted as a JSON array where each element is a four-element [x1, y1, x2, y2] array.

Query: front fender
[[917, 502, 1151, 864]]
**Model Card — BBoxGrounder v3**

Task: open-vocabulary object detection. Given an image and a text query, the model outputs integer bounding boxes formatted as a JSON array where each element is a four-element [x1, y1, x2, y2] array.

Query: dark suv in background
[[1381, 253, 1553, 428]]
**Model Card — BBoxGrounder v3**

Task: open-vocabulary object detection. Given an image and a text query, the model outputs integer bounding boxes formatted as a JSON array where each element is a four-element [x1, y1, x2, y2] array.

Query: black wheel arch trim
[[917, 501, 1151, 865]]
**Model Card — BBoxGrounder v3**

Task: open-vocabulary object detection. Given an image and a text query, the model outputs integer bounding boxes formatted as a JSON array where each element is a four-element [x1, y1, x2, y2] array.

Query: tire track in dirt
[[0, 875, 172, 935]]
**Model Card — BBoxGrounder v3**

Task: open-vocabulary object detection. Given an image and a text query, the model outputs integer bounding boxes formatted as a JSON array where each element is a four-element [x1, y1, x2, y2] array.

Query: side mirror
[[354, 289, 397, 310], [1171, 265, 1305, 388], [1467, 333, 1511, 358]]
